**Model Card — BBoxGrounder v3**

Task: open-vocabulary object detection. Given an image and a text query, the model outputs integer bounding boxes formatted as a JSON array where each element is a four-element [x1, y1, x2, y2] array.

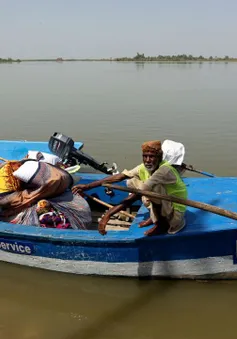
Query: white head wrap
[[162, 140, 185, 165]]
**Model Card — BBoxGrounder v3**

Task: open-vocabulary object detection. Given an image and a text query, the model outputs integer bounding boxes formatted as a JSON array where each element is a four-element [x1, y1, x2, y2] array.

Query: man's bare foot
[[139, 218, 153, 228], [144, 223, 160, 236]]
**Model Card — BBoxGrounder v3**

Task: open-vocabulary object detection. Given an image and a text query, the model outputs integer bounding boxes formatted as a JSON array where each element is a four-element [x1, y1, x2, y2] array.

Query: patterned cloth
[[36, 199, 71, 229], [0, 162, 71, 217], [0, 162, 92, 229], [10, 191, 91, 230]]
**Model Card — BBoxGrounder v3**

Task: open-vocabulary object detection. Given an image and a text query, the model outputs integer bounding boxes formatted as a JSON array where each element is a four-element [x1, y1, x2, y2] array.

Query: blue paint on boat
[[1, 140, 237, 278], [0, 139, 83, 161], [0, 238, 34, 255]]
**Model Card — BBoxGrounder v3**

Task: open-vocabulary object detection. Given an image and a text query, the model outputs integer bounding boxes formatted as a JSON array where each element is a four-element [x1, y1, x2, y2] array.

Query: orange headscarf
[[141, 140, 162, 155]]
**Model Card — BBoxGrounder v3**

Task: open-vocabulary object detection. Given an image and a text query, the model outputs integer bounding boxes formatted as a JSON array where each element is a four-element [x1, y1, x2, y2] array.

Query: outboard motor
[[48, 132, 119, 175]]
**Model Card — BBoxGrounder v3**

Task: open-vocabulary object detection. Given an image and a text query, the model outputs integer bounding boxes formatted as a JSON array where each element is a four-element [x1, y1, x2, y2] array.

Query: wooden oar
[[184, 165, 215, 178], [103, 184, 237, 221], [83, 192, 135, 220]]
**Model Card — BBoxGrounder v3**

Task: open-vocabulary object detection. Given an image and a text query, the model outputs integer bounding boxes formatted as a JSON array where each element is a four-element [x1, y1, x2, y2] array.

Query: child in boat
[[72, 140, 187, 236]]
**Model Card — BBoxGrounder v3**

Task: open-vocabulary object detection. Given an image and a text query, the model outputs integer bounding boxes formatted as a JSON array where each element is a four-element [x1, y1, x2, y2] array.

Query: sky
[[0, 0, 237, 59]]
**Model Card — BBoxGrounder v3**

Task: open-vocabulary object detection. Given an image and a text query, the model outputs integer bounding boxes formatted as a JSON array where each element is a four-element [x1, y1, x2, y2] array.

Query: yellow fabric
[[159, 161, 187, 213], [138, 161, 187, 213], [138, 163, 151, 182], [0, 161, 22, 193]]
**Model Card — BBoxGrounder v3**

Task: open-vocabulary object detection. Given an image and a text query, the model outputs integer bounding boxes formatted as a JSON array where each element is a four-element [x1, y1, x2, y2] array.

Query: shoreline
[[1, 55, 237, 64], [1, 59, 237, 64]]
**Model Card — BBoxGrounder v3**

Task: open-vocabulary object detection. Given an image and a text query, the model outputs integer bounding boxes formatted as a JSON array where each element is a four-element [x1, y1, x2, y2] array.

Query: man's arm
[[72, 164, 141, 194], [72, 173, 127, 194], [98, 193, 139, 235]]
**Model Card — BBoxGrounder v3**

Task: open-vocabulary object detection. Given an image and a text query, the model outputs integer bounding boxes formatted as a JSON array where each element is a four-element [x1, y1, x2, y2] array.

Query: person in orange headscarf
[[72, 140, 187, 236]]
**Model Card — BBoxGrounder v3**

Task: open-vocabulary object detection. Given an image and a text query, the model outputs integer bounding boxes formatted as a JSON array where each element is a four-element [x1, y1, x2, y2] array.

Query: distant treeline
[[114, 53, 237, 62], [0, 58, 21, 63], [1, 53, 237, 63]]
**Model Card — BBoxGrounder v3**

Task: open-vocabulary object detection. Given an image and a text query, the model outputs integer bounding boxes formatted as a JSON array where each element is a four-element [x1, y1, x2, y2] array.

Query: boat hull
[[2, 251, 237, 279], [1, 139, 237, 279], [1, 218, 237, 279]]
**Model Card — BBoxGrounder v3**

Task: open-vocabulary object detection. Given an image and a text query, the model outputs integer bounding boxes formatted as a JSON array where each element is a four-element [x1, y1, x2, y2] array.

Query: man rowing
[[72, 140, 187, 236]]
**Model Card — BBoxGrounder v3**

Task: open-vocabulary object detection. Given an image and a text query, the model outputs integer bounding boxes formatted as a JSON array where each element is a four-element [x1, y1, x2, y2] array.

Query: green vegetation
[[114, 53, 237, 62], [1, 53, 237, 63], [0, 58, 21, 63]]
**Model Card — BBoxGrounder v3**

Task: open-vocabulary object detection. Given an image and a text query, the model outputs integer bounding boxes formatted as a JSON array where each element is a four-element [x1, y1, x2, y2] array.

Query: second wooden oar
[[184, 165, 215, 178], [103, 184, 237, 221]]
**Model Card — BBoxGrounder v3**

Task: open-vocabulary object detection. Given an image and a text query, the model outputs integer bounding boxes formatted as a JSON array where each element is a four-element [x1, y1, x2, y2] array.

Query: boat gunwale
[[1, 219, 237, 246]]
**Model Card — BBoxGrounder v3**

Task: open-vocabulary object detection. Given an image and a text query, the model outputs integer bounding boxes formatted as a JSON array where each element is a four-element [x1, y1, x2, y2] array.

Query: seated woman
[[0, 159, 92, 229]]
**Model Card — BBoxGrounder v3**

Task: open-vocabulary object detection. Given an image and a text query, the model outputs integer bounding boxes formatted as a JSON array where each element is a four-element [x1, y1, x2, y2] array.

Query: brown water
[[1, 263, 237, 339], [1, 61, 237, 175], [1, 61, 237, 339]]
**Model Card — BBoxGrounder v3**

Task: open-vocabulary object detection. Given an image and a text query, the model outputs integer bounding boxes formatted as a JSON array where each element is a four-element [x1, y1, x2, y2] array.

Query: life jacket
[[138, 161, 187, 212]]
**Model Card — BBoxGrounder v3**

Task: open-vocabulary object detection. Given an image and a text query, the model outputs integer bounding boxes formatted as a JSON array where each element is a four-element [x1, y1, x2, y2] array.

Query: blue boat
[[1, 138, 237, 279]]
